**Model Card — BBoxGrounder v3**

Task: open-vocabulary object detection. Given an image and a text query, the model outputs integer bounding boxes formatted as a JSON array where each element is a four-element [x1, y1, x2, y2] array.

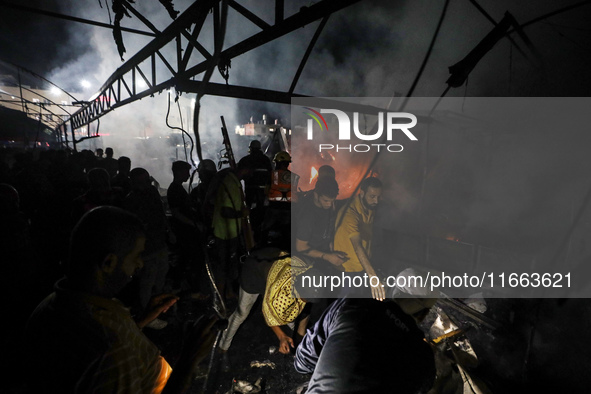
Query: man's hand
[[324, 251, 349, 267], [137, 294, 179, 329], [270, 325, 294, 355], [278, 335, 295, 354], [369, 275, 386, 302]]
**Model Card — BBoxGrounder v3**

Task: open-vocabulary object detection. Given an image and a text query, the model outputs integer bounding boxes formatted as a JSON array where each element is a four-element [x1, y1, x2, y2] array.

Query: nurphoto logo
[[304, 108, 419, 153]]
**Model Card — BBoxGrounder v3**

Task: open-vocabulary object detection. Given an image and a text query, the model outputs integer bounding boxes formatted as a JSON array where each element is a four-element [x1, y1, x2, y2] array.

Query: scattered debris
[[457, 365, 493, 394], [463, 293, 487, 313], [429, 307, 461, 340], [250, 360, 276, 369], [431, 328, 464, 344], [229, 377, 263, 393], [451, 338, 479, 369]]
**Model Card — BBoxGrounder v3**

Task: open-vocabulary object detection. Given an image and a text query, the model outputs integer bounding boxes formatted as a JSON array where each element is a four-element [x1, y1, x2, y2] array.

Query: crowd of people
[[2, 141, 438, 393]]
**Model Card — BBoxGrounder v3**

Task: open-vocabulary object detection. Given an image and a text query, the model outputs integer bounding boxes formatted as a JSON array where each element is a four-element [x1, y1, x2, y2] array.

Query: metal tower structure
[[56, 0, 362, 150]]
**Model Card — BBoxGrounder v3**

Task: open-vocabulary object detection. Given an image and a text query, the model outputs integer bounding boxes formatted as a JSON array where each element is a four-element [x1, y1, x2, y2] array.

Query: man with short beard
[[334, 177, 385, 300], [295, 176, 348, 273], [25, 207, 217, 393]]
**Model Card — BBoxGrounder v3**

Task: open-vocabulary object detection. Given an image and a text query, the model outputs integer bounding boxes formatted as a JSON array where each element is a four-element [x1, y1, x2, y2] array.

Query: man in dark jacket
[[237, 140, 272, 243], [295, 295, 436, 393]]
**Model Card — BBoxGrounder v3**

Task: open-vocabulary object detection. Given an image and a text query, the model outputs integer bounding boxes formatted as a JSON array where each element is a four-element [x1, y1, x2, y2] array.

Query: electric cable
[[192, 0, 228, 162], [543, 21, 591, 32], [176, 98, 193, 164], [97, 0, 112, 24], [507, 0, 591, 34], [398, 0, 451, 111], [545, 22, 591, 58], [165, 91, 196, 167]]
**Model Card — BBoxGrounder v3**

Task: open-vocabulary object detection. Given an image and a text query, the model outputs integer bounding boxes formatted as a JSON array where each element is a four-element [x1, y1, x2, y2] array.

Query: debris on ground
[[228, 377, 263, 393], [250, 360, 277, 369]]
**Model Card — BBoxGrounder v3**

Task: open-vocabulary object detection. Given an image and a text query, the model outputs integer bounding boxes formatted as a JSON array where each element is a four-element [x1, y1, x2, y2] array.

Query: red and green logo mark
[[304, 107, 328, 132]]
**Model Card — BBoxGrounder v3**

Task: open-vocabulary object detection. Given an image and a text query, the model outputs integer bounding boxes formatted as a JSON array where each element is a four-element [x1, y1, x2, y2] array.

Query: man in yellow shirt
[[209, 166, 247, 300], [334, 177, 385, 300]]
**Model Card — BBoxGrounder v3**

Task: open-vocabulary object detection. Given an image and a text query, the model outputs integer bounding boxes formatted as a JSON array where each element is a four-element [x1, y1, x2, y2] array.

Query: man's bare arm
[[270, 325, 294, 354], [350, 234, 386, 301], [296, 239, 348, 267]]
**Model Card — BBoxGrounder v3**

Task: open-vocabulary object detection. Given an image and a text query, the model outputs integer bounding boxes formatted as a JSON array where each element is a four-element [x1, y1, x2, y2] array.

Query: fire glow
[[445, 235, 461, 242], [310, 166, 318, 184]]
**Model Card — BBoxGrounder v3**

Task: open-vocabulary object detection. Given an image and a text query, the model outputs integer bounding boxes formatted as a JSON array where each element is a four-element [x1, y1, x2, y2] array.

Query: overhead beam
[[177, 81, 432, 124], [176, 80, 307, 104], [197, 0, 361, 66], [89, 0, 220, 102], [65, 0, 363, 140], [228, 0, 271, 30]]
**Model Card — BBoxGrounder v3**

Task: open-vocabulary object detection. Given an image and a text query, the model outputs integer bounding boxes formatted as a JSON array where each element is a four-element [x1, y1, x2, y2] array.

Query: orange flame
[[445, 235, 461, 242], [310, 166, 318, 184], [320, 152, 336, 161]]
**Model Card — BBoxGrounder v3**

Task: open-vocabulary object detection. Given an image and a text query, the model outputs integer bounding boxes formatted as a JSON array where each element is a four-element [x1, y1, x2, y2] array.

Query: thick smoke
[[5, 0, 591, 255], [44, 0, 246, 185]]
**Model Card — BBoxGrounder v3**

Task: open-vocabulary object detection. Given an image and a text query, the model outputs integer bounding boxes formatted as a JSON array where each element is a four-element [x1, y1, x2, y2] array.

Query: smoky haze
[[3, 0, 591, 258]]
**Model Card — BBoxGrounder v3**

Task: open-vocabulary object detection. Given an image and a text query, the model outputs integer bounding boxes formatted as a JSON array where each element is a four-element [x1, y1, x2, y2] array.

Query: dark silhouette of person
[[190, 159, 217, 232], [71, 167, 123, 224], [124, 167, 173, 328], [100, 147, 119, 179], [237, 140, 272, 243], [207, 163, 250, 301], [167, 161, 199, 293], [295, 297, 436, 394], [25, 206, 218, 393], [112, 156, 132, 196]]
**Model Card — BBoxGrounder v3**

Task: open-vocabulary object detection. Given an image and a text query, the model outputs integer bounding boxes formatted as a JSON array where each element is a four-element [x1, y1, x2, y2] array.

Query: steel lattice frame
[[63, 0, 362, 149]]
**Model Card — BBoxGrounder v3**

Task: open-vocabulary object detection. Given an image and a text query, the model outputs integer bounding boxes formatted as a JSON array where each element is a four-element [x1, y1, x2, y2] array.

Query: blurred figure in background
[[124, 167, 174, 329], [167, 160, 199, 293], [264, 151, 298, 248], [100, 147, 119, 179], [71, 167, 123, 224], [112, 156, 132, 196], [237, 140, 272, 244], [190, 158, 217, 232]]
